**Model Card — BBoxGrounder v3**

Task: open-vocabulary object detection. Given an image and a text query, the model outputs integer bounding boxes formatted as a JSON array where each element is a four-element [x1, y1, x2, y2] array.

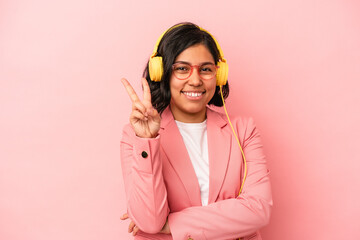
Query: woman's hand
[[121, 78, 161, 138], [159, 219, 171, 234], [120, 213, 140, 236]]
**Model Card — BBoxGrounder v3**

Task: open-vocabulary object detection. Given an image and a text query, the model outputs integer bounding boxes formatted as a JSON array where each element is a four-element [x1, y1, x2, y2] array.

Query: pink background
[[1, 0, 359, 239]]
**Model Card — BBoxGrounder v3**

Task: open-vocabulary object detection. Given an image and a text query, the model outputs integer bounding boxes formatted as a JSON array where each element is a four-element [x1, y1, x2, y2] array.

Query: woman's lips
[[181, 91, 205, 100]]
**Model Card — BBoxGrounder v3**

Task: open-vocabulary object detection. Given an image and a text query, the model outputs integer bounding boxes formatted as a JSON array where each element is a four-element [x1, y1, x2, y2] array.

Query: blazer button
[[141, 151, 148, 158]]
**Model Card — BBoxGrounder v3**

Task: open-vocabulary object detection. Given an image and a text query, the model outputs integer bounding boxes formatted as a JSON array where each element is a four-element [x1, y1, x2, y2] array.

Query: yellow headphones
[[148, 24, 229, 86]]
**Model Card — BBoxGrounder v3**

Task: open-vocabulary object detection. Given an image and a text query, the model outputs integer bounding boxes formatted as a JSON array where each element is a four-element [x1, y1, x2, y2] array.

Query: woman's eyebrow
[[173, 61, 215, 65], [173, 61, 190, 64]]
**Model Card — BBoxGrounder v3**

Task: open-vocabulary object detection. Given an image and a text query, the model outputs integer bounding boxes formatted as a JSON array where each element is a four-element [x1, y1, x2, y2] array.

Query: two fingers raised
[[121, 77, 155, 115], [121, 77, 160, 138], [121, 78, 152, 105]]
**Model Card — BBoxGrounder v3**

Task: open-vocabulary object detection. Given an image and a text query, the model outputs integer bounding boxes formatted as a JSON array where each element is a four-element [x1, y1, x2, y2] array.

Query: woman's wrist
[[135, 132, 159, 139]]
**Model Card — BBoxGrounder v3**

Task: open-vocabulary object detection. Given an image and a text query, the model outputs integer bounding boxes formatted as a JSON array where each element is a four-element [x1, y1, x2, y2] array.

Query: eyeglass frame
[[171, 62, 219, 81]]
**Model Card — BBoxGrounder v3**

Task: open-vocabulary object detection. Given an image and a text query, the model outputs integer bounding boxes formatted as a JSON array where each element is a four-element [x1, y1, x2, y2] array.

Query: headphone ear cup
[[149, 56, 164, 82], [216, 61, 228, 86]]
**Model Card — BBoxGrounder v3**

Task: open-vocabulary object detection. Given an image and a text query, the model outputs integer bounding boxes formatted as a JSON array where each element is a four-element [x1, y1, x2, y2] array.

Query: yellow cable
[[219, 85, 247, 195]]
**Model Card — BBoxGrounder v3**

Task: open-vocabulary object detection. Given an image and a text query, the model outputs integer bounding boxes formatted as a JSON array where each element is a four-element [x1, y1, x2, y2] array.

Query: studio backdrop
[[1, 0, 359, 239]]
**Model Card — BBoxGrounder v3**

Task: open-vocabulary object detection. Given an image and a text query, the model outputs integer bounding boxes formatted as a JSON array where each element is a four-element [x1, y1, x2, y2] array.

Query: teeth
[[183, 92, 203, 97]]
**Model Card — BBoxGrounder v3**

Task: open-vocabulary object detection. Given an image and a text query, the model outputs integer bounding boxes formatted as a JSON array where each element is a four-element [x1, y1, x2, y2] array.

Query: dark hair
[[143, 22, 230, 114]]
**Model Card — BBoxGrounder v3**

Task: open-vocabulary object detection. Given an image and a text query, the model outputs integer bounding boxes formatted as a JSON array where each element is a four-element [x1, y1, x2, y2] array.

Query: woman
[[120, 22, 272, 240]]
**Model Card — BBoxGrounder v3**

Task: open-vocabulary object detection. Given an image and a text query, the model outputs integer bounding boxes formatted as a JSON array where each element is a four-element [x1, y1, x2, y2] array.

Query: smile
[[182, 91, 205, 99]]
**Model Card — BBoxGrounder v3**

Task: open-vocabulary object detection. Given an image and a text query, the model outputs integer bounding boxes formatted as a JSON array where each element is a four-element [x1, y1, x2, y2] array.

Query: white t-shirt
[[175, 120, 209, 206]]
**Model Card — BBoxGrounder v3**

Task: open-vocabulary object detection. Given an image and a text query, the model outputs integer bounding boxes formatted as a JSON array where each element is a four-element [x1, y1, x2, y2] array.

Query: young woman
[[120, 22, 272, 240]]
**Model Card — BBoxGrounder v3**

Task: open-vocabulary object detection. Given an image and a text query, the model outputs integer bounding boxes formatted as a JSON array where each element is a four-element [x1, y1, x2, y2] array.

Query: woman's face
[[169, 43, 217, 123]]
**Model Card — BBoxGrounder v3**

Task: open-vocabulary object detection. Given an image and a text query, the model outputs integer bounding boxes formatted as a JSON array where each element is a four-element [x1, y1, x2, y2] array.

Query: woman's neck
[[170, 106, 207, 123]]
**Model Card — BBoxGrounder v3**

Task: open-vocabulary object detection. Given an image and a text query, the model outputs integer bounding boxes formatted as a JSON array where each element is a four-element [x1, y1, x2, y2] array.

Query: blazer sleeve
[[168, 117, 273, 240], [120, 124, 169, 234]]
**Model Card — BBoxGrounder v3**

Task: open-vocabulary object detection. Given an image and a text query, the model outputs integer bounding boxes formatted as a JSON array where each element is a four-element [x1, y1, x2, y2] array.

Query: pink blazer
[[120, 107, 272, 240]]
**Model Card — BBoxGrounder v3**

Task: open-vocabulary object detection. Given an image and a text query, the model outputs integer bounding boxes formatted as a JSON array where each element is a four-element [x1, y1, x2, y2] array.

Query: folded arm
[[168, 118, 273, 240], [120, 125, 169, 234]]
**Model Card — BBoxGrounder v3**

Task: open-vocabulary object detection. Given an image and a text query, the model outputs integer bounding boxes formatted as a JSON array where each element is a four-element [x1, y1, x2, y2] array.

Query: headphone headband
[[151, 24, 226, 62]]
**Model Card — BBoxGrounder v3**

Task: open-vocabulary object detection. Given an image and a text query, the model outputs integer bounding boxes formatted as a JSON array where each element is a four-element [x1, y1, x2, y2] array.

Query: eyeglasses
[[172, 62, 218, 81]]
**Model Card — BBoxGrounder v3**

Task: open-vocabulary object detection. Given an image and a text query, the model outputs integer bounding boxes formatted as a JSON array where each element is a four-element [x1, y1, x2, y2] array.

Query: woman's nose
[[188, 67, 202, 86]]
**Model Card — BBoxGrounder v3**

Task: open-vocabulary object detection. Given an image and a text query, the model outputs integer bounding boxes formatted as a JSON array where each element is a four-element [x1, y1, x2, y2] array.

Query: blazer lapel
[[206, 108, 231, 204], [160, 108, 202, 206]]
